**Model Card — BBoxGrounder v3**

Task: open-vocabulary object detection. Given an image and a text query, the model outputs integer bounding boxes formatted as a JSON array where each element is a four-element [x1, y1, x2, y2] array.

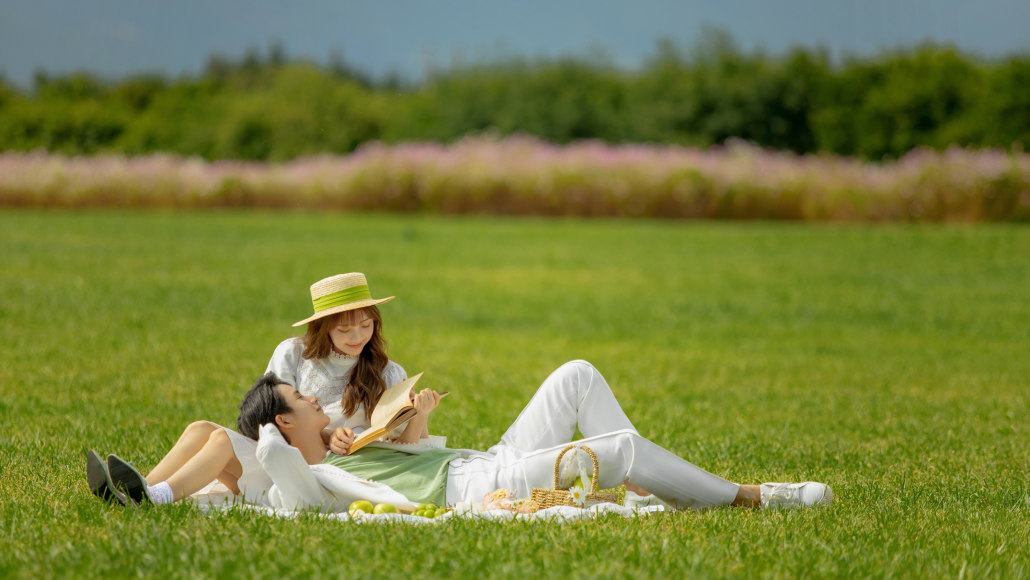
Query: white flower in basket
[[568, 485, 586, 507]]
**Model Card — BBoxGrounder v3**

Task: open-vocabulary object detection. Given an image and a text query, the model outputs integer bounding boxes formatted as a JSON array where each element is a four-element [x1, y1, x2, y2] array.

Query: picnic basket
[[530, 444, 619, 508]]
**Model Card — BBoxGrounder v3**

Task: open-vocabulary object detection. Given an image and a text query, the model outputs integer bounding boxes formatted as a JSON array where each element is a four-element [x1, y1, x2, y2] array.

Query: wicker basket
[[530, 444, 619, 508]]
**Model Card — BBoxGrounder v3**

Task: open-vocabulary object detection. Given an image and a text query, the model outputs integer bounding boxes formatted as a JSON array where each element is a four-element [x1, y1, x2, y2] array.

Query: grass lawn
[[1, 210, 1028, 579]]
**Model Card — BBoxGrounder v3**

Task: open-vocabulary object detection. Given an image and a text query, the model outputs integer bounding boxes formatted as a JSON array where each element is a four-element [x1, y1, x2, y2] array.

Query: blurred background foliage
[[1, 32, 1028, 161]]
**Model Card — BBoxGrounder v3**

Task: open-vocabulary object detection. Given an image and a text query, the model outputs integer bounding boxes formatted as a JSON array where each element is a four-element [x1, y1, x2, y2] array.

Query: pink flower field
[[2, 136, 1028, 221]]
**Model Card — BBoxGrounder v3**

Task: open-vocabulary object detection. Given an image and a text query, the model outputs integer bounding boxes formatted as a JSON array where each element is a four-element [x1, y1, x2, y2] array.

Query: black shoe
[[86, 450, 127, 505], [106, 454, 152, 505]]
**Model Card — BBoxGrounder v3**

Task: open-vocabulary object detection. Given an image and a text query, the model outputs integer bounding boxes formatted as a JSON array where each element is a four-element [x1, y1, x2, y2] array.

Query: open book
[[347, 372, 430, 454]]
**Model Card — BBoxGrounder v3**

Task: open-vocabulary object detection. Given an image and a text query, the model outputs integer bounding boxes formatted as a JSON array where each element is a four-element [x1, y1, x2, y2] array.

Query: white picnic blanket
[[197, 499, 665, 524]]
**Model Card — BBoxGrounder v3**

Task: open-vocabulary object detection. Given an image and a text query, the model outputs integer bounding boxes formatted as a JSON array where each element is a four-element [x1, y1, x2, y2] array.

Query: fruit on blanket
[[414, 503, 449, 518], [373, 503, 398, 514], [348, 500, 374, 514]]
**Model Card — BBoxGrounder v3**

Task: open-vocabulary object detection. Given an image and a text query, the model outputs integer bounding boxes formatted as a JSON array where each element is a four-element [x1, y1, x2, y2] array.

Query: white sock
[[148, 481, 174, 505]]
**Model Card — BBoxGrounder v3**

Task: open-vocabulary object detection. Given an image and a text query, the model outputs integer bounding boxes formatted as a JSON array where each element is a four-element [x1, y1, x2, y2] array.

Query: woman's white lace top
[[265, 337, 407, 431], [297, 349, 358, 406]]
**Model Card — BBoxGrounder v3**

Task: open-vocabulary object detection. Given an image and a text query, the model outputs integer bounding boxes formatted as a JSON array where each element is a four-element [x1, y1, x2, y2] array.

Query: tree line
[[1, 33, 1028, 161]]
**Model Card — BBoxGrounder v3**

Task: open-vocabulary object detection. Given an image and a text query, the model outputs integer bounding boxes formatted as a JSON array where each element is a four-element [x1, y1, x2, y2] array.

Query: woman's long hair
[[301, 305, 389, 422]]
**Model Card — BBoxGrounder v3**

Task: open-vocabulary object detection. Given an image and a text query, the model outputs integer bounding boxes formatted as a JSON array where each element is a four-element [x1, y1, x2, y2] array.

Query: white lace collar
[[328, 349, 358, 363], [325, 350, 359, 377]]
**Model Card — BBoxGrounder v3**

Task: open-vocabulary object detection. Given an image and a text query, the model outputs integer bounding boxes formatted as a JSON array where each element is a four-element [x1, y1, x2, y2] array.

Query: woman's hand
[[328, 427, 354, 455], [394, 389, 443, 443], [412, 388, 442, 415]]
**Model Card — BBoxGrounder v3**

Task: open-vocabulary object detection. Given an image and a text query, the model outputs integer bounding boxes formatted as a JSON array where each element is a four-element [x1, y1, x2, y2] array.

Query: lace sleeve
[[265, 338, 304, 387], [382, 361, 408, 387]]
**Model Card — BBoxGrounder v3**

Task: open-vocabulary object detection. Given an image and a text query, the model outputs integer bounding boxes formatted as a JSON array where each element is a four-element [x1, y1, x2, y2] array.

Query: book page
[[346, 373, 423, 454], [369, 372, 423, 427]]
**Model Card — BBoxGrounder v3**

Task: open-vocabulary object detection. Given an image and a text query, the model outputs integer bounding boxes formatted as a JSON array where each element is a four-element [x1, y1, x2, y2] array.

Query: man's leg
[[513, 429, 740, 510], [494, 360, 638, 452]]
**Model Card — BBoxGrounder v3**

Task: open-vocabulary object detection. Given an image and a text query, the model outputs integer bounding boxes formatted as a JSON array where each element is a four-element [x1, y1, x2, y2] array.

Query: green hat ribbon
[[311, 284, 372, 312]]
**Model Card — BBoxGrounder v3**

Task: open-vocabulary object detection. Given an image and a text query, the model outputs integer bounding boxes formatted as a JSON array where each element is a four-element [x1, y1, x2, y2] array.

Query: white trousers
[[445, 360, 740, 510]]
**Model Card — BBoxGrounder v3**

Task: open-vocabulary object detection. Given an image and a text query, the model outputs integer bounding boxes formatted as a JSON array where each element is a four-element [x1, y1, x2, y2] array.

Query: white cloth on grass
[[199, 499, 667, 524]]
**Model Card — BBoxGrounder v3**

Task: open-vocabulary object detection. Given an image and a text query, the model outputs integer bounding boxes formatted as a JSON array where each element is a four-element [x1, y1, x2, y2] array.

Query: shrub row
[[3, 136, 1027, 221]]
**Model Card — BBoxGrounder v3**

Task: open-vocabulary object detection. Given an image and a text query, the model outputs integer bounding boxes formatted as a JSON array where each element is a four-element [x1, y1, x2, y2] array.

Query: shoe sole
[[821, 485, 834, 506], [106, 454, 150, 505], [86, 450, 127, 505]]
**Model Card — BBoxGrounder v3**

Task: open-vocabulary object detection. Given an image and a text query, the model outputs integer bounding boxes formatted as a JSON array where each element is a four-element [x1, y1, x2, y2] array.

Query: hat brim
[[292, 296, 394, 327]]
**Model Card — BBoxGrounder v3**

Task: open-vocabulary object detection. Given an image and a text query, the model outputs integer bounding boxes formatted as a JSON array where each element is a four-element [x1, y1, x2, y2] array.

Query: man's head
[[237, 372, 329, 442]]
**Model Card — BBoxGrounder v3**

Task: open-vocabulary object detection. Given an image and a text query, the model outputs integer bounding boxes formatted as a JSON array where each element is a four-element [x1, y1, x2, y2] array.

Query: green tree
[[816, 45, 983, 158], [1, 36, 1028, 160]]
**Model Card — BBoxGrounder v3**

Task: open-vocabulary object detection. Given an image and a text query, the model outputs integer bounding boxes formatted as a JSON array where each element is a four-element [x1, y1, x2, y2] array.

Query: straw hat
[[292, 272, 394, 327]]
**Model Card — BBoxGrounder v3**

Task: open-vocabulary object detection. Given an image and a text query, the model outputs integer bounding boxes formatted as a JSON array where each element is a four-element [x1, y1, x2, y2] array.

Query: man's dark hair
[[237, 372, 291, 440]]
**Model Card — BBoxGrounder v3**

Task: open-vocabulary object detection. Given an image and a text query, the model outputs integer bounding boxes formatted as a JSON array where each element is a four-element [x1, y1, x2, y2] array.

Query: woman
[[87, 272, 426, 506], [103, 362, 832, 511]]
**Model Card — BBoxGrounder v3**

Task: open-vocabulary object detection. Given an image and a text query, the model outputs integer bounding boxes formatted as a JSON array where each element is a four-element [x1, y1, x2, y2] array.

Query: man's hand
[[329, 427, 355, 455]]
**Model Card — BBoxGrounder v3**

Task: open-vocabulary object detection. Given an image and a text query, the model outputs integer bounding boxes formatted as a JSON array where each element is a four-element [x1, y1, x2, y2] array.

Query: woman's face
[[328, 310, 374, 356]]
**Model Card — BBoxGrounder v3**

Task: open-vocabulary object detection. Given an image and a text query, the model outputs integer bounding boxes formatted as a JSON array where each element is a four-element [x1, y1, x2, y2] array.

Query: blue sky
[[2, 0, 1030, 89]]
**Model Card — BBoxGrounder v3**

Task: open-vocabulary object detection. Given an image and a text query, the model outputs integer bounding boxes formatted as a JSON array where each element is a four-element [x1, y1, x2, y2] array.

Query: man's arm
[[256, 424, 334, 511]]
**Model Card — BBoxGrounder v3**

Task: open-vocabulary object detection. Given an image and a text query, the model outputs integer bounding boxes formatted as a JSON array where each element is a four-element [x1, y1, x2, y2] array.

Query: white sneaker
[[760, 482, 833, 509]]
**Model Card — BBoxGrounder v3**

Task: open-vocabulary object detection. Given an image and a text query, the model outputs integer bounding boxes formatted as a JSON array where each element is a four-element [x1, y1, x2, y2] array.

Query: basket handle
[[551, 444, 601, 492]]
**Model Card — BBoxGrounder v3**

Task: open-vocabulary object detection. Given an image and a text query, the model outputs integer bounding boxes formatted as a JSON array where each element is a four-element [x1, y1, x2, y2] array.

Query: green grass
[[1, 210, 1028, 579]]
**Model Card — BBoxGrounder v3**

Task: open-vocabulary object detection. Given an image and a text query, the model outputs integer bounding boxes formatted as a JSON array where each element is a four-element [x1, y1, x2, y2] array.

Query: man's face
[[277, 384, 330, 431]]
